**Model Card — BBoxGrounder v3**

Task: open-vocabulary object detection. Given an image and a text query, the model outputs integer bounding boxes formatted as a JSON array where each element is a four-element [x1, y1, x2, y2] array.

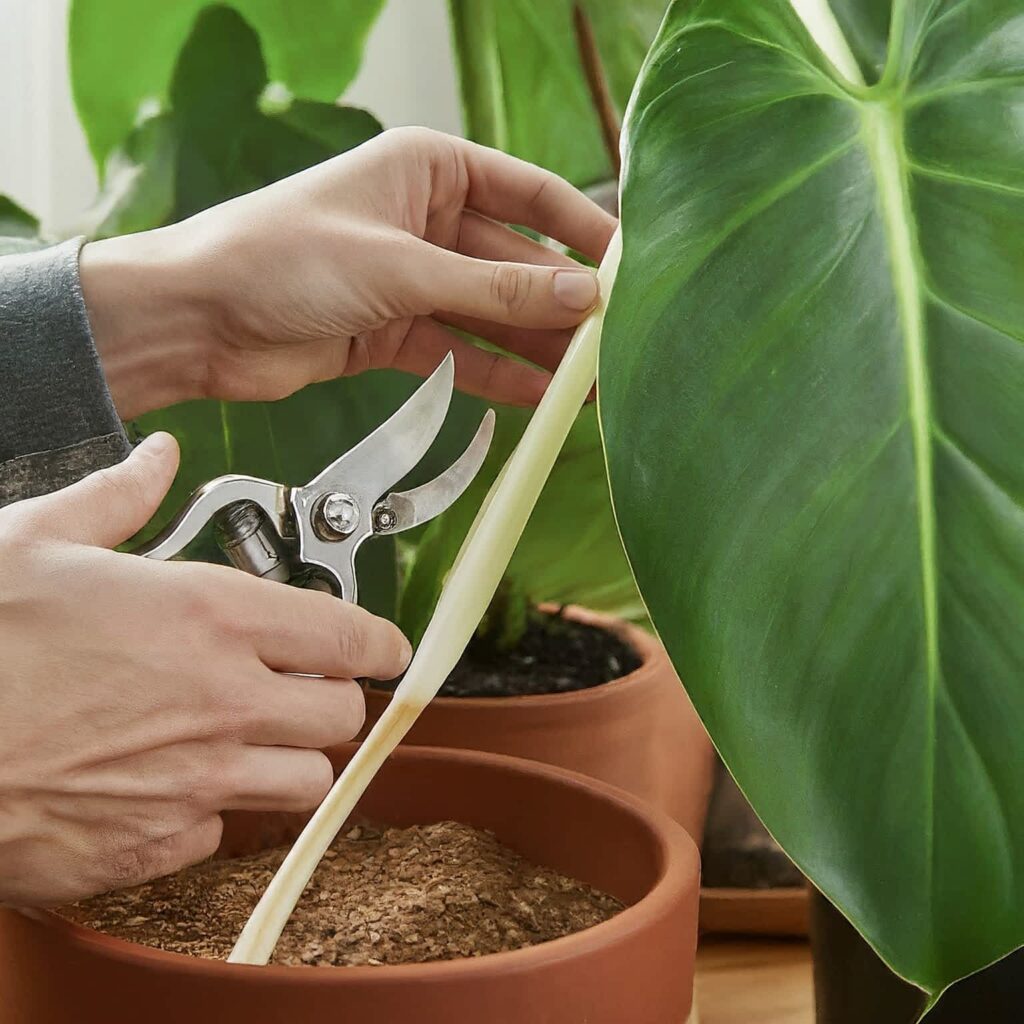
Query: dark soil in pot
[[380, 608, 642, 698], [811, 887, 1024, 1023], [60, 820, 622, 967]]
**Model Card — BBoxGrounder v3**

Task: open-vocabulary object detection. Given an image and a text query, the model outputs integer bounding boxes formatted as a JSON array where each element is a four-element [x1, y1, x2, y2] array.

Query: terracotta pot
[[0, 744, 700, 1024], [363, 606, 715, 843]]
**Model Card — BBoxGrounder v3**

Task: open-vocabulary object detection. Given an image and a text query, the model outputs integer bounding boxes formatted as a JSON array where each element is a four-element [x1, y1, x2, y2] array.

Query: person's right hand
[[0, 433, 411, 906]]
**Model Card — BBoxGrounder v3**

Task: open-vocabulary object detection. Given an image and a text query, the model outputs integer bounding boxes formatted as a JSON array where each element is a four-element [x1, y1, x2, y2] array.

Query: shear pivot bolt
[[373, 506, 398, 532], [321, 493, 359, 537]]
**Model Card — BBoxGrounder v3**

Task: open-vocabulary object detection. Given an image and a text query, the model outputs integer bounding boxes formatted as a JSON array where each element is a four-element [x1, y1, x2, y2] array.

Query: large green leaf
[[69, 0, 383, 169], [448, 0, 667, 186], [600, 0, 1024, 1000]]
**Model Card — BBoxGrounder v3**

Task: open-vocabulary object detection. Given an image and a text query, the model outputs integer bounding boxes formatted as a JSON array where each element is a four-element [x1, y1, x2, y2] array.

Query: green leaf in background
[[0, 195, 43, 256], [399, 404, 644, 646], [86, 5, 383, 236], [0, 195, 39, 238], [448, 0, 667, 187], [69, 0, 384, 169], [600, 0, 1024, 1001]]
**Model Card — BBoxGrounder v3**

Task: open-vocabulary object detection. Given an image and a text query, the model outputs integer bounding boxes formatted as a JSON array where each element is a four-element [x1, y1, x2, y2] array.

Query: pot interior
[[217, 744, 666, 909]]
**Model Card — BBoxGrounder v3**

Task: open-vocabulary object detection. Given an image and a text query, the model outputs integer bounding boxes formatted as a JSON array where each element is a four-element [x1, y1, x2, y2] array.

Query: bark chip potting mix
[[61, 821, 623, 966]]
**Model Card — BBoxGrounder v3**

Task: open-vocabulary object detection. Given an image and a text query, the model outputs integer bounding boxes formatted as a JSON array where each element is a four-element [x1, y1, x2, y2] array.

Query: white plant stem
[[229, 227, 623, 965]]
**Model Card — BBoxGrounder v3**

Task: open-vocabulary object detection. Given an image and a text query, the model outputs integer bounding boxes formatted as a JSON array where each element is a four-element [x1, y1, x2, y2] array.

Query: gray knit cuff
[[0, 237, 130, 504]]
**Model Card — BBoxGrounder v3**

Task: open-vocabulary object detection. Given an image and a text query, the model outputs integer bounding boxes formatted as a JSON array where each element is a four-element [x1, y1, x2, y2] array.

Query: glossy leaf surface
[[86, 5, 382, 237], [600, 0, 1024, 998], [69, 0, 383, 168]]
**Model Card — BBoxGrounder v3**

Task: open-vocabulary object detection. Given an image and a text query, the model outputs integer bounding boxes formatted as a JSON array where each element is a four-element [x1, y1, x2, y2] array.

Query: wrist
[[79, 227, 216, 420]]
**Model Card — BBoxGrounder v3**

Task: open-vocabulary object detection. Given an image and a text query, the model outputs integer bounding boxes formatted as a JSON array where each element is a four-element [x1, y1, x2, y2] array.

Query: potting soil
[[61, 821, 623, 966], [437, 610, 643, 698]]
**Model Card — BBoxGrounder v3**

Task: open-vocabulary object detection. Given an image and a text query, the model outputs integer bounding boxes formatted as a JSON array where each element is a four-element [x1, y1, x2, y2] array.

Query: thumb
[[409, 240, 600, 330], [38, 432, 180, 548]]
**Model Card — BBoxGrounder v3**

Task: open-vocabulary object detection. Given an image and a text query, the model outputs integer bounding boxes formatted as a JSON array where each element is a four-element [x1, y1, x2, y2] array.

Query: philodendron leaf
[[69, 0, 384, 169], [600, 0, 1024, 1000], [448, 0, 667, 186], [87, 5, 383, 237]]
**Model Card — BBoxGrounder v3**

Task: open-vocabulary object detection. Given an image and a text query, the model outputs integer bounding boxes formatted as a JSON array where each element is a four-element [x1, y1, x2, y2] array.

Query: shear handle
[[134, 475, 286, 562]]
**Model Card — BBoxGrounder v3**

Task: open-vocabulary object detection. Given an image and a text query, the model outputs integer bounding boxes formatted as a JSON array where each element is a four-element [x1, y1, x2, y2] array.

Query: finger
[[452, 136, 617, 261], [439, 212, 583, 371], [436, 313, 573, 375], [456, 210, 583, 270], [244, 675, 366, 749], [407, 237, 600, 329], [27, 432, 179, 548], [395, 318, 551, 406], [219, 747, 334, 812], [206, 569, 412, 679]]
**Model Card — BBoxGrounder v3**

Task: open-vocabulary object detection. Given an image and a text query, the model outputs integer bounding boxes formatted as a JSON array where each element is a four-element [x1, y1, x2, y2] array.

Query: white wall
[[0, 0, 462, 235]]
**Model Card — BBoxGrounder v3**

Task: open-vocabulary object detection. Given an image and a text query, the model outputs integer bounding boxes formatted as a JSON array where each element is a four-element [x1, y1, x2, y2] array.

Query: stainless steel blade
[[378, 408, 496, 533], [300, 351, 455, 502]]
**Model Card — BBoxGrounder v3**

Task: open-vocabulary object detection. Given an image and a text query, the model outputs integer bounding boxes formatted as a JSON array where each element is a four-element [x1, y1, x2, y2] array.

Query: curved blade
[[378, 409, 495, 533], [303, 352, 455, 501]]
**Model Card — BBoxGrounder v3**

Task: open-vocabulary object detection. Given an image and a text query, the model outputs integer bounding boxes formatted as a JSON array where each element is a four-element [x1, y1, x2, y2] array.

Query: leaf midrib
[[861, 98, 939, 887], [792, 0, 942, 938]]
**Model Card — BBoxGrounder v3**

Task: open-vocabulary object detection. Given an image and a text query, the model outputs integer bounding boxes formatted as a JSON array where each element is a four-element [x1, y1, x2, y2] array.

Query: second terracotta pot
[[0, 745, 700, 1024], [363, 606, 715, 842]]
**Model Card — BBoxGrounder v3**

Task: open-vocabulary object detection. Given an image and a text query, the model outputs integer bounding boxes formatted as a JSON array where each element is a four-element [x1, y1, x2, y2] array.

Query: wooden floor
[[693, 939, 814, 1024]]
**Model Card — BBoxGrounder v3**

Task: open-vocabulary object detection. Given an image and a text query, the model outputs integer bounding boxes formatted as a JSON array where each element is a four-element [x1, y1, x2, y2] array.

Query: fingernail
[[553, 269, 599, 311], [400, 637, 414, 666]]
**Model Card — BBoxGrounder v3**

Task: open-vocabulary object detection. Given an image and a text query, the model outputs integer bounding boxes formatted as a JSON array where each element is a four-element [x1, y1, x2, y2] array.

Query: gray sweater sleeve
[[0, 238, 131, 506]]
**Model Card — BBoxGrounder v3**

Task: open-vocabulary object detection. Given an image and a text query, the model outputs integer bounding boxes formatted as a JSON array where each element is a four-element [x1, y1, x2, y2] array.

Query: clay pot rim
[[366, 606, 666, 711], [31, 744, 699, 985]]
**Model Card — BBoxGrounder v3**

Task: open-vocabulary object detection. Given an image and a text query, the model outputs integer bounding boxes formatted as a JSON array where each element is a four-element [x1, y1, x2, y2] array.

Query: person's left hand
[[80, 127, 617, 420]]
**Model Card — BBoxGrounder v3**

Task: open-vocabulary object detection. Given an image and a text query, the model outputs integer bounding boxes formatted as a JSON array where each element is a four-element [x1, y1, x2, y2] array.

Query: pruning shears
[[135, 353, 494, 602]]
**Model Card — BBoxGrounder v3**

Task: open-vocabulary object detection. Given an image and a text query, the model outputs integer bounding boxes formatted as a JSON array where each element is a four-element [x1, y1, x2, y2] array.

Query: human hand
[[0, 433, 410, 905], [79, 128, 617, 419]]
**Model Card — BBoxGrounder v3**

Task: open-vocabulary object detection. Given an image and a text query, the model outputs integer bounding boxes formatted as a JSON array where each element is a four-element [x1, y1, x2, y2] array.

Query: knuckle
[[334, 615, 368, 668], [181, 745, 234, 809], [195, 815, 225, 861], [385, 125, 439, 152], [106, 842, 156, 888], [526, 175, 557, 217], [215, 686, 259, 737], [490, 264, 531, 313]]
